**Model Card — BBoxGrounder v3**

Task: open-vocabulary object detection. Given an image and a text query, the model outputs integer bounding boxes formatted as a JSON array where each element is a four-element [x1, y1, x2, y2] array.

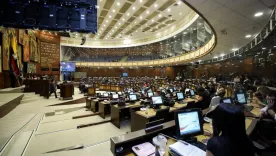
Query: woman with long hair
[[206, 103, 255, 156]]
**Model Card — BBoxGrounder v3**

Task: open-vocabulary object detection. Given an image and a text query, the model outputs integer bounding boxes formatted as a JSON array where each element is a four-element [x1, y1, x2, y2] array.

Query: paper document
[[169, 141, 205, 156]]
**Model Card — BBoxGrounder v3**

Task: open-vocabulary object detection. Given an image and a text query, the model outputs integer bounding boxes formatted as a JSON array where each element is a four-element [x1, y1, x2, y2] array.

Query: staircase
[[20, 93, 44, 104]]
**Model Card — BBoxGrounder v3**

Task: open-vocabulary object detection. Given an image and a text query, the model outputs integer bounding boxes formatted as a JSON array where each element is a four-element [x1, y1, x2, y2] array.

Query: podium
[[60, 83, 74, 100]]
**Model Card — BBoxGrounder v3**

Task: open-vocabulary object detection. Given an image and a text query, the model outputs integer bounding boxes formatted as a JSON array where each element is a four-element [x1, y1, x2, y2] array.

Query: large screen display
[[60, 62, 76, 72], [122, 72, 128, 77]]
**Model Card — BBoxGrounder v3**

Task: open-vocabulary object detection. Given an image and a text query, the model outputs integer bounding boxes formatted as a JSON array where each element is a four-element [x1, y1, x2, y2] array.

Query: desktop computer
[[176, 92, 185, 104], [170, 88, 174, 93], [174, 109, 206, 150], [235, 92, 253, 112], [112, 94, 119, 100], [151, 96, 163, 109], [222, 97, 233, 104], [103, 93, 109, 97], [147, 92, 154, 98], [129, 94, 138, 104]]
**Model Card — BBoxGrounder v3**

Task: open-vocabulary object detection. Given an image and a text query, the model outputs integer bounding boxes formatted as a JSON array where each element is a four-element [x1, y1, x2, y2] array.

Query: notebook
[[169, 141, 205, 156], [132, 142, 155, 156]]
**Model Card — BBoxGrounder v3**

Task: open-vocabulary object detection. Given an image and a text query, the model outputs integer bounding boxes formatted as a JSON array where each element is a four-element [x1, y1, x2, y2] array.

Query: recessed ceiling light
[[168, 8, 171, 12], [140, 16, 143, 19], [254, 12, 263, 17], [117, 2, 120, 6], [127, 13, 130, 16], [158, 14, 162, 17], [154, 4, 158, 8], [112, 9, 115, 12], [179, 12, 182, 15], [109, 15, 111, 18], [177, 1, 182, 5], [132, 6, 136, 10], [245, 34, 251, 38], [139, 0, 143, 3]]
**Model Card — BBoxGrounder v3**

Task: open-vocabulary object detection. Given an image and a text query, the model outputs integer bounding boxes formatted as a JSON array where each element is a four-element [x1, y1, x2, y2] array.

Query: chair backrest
[[209, 96, 221, 107], [155, 107, 170, 121]]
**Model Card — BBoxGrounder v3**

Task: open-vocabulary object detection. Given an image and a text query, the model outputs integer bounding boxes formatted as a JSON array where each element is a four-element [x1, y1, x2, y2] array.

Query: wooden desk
[[60, 83, 74, 100], [99, 100, 111, 119], [111, 102, 143, 128], [111, 118, 258, 156], [131, 102, 188, 132]]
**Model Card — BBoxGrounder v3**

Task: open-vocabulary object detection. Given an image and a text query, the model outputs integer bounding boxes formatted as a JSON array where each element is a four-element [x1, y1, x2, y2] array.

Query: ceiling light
[[214, 56, 218, 58], [118, 23, 121, 25], [132, 7, 136, 10], [117, 2, 120, 6], [232, 48, 238, 51], [274, 45, 276, 48], [146, 10, 150, 14], [112, 9, 115, 12], [122, 18, 125, 21], [254, 12, 263, 17], [220, 54, 224, 57], [245, 34, 251, 38], [154, 4, 158, 8], [127, 13, 130, 16], [139, 0, 143, 3], [109, 15, 111, 18], [140, 16, 143, 19], [179, 12, 182, 15], [152, 19, 154, 22], [262, 47, 266, 50], [168, 8, 171, 12], [158, 14, 162, 17], [177, 1, 182, 5]]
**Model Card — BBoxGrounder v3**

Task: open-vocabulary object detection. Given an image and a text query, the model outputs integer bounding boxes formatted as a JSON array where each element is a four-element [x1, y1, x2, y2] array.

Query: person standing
[[49, 79, 58, 98]]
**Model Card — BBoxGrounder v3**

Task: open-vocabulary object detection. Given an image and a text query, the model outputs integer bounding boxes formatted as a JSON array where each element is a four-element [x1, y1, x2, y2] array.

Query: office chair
[[154, 107, 170, 122]]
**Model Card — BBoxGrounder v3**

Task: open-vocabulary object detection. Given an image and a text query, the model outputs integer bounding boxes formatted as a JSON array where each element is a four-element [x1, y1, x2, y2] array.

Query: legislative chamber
[[0, 0, 276, 156]]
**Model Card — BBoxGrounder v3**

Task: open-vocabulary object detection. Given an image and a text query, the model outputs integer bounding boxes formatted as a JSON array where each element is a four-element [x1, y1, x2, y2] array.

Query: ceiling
[[185, 0, 276, 61]]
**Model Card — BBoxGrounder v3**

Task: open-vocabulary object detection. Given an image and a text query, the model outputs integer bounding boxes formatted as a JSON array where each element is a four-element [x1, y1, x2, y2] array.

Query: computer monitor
[[151, 96, 163, 106], [170, 88, 174, 93], [129, 92, 134, 94], [222, 98, 233, 104], [190, 89, 195, 96], [185, 88, 190, 95], [129, 94, 137, 102], [176, 92, 184, 101], [236, 93, 247, 104], [141, 90, 145, 94], [117, 92, 122, 95], [103, 93, 109, 97], [147, 89, 153, 93], [148, 92, 154, 98], [175, 109, 203, 139], [112, 94, 119, 99]]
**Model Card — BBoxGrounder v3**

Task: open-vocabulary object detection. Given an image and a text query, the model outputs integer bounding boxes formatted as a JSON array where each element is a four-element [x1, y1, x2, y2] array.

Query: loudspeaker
[[80, 8, 87, 30]]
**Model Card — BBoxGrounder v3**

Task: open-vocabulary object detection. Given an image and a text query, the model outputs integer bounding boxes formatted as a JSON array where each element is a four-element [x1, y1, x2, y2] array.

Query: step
[[1, 131, 33, 156], [20, 97, 44, 104]]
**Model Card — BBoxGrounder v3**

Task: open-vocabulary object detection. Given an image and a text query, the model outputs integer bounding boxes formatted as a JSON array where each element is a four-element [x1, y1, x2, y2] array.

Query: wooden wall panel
[[76, 67, 176, 78]]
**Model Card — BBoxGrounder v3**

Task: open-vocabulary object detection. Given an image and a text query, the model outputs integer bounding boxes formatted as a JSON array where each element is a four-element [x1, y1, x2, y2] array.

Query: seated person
[[254, 86, 271, 106], [260, 90, 276, 121], [194, 87, 211, 110], [209, 88, 226, 107], [206, 103, 255, 156]]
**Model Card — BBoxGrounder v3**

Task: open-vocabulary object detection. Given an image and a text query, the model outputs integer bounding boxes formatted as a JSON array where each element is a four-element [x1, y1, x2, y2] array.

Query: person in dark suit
[[195, 87, 211, 109], [48, 79, 58, 98]]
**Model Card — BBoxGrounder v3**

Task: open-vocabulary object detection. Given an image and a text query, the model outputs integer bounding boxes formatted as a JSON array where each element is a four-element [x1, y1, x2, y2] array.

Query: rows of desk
[[86, 96, 198, 132], [110, 106, 260, 155]]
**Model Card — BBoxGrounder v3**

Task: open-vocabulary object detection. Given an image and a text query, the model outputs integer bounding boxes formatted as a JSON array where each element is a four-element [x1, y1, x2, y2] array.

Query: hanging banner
[[23, 34, 30, 62], [2, 28, 10, 70]]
